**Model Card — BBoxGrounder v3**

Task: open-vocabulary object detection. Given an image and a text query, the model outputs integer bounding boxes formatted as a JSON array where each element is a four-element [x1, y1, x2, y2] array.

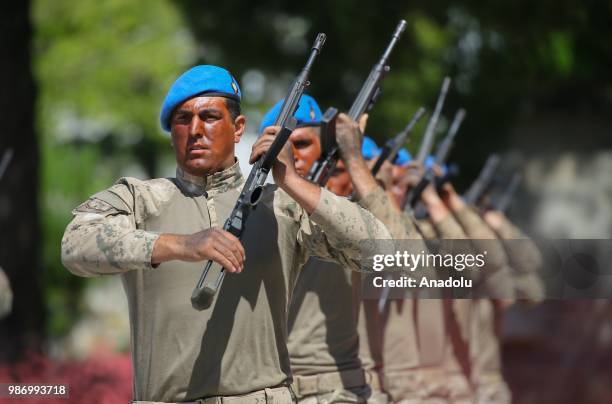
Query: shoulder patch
[[74, 198, 114, 214]]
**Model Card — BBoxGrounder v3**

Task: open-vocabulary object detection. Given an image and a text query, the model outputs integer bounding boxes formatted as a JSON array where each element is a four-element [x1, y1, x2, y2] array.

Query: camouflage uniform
[[451, 206, 514, 404], [288, 187, 424, 404], [491, 215, 544, 302], [0, 267, 12, 319], [357, 188, 426, 404], [414, 215, 475, 404], [61, 162, 392, 403]]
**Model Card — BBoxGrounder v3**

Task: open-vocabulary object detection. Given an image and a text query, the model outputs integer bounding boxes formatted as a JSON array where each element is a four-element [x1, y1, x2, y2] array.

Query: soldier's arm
[[62, 180, 246, 277], [358, 186, 423, 241], [61, 184, 160, 277], [290, 188, 393, 271], [451, 205, 516, 301], [419, 184, 513, 299], [484, 211, 544, 302]]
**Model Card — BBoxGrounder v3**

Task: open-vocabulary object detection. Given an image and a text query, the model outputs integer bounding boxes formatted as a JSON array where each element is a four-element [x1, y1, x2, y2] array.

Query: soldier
[[438, 180, 516, 404], [358, 153, 473, 404], [61, 65, 393, 404], [482, 209, 544, 302], [257, 96, 417, 403], [0, 267, 12, 319], [402, 166, 475, 404]]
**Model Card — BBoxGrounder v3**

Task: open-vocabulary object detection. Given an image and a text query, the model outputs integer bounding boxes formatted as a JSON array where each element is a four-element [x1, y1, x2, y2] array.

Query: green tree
[[33, 0, 198, 338]]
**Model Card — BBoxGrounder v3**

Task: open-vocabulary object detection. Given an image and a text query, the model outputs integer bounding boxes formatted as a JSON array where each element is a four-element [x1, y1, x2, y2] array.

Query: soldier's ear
[[233, 115, 246, 144]]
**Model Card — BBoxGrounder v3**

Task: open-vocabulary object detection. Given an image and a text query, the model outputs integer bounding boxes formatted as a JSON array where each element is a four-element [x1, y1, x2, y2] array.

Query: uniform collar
[[175, 159, 243, 197]]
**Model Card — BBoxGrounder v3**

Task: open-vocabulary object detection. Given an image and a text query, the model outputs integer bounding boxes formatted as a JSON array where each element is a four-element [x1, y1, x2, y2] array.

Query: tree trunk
[[0, 0, 45, 360]]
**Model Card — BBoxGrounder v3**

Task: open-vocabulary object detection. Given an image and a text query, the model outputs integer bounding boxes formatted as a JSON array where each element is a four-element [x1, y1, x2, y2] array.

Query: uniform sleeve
[[61, 183, 160, 277], [446, 207, 516, 299], [497, 217, 545, 302], [497, 217, 544, 274], [357, 187, 422, 240], [433, 213, 467, 239], [295, 188, 393, 271]]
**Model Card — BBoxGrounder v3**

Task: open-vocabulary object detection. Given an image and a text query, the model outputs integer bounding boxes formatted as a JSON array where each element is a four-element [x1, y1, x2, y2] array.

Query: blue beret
[[424, 155, 447, 175], [424, 155, 436, 169], [160, 65, 241, 132], [362, 136, 380, 160], [258, 94, 322, 135], [393, 148, 412, 166]]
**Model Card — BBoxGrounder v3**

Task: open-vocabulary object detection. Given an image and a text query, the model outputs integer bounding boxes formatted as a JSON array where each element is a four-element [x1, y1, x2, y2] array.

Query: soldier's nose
[[189, 115, 205, 137]]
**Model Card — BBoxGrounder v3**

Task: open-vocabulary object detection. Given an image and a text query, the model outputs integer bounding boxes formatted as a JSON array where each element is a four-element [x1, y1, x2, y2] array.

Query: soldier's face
[[390, 164, 408, 206], [170, 96, 245, 176], [326, 160, 353, 197], [289, 126, 321, 178]]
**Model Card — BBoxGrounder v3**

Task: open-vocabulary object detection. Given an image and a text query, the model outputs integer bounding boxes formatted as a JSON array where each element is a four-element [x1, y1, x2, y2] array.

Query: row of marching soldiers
[[275, 90, 544, 404], [58, 60, 543, 403]]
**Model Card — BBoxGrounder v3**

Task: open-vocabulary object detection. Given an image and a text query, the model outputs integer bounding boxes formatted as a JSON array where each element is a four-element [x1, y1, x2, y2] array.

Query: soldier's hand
[[483, 210, 505, 231], [251, 125, 297, 186], [439, 181, 465, 212], [437, 181, 455, 203], [399, 162, 423, 191], [358, 113, 369, 134], [420, 183, 451, 223], [181, 228, 246, 273], [375, 160, 393, 190], [335, 113, 362, 162], [421, 183, 442, 206]]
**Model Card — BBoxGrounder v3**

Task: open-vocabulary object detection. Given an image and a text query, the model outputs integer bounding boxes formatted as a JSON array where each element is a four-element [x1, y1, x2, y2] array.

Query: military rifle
[[434, 163, 460, 193], [0, 149, 13, 180], [370, 107, 426, 176], [463, 154, 501, 206], [191, 33, 326, 310], [308, 20, 407, 185], [493, 172, 522, 213], [403, 107, 465, 211], [400, 77, 451, 212]]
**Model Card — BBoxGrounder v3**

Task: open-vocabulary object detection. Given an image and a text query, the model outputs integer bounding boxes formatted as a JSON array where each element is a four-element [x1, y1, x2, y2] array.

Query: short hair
[[224, 97, 241, 121]]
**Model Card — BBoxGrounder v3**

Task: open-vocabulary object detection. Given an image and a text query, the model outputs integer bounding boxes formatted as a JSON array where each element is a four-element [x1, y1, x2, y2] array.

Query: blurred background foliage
[[1, 0, 611, 351]]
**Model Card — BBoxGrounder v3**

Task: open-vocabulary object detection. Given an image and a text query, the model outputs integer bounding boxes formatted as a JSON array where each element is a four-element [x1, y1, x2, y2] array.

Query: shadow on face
[[170, 96, 245, 176], [390, 164, 409, 206], [289, 126, 321, 178], [326, 160, 353, 197]]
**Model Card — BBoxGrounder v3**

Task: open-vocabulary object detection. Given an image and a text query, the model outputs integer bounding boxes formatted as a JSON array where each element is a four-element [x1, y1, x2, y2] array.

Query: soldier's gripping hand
[[152, 228, 246, 273], [250, 125, 298, 186], [482, 210, 505, 231], [335, 113, 362, 162], [251, 125, 322, 213], [375, 160, 394, 191], [420, 183, 451, 223], [438, 180, 465, 212], [399, 161, 423, 192]]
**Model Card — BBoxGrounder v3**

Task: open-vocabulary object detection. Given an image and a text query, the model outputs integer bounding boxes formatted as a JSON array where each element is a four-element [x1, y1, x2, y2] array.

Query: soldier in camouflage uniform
[[482, 209, 544, 302], [410, 169, 475, 404], [366, 157, 475, 404], [61, 66, 393, 404], [439, 181, 516, 404], [336, 133, 427, 404], [255, 97, 423, 404]]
